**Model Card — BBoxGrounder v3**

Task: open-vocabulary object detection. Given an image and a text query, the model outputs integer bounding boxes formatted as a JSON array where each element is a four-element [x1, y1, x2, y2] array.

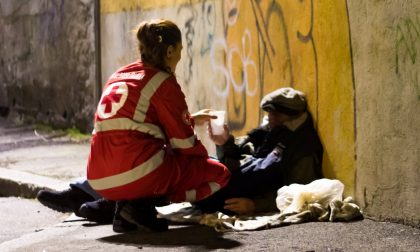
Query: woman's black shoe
[[112, 201, 138, 233], [78, 198, 116, 223], [113, 199, 168, 233]]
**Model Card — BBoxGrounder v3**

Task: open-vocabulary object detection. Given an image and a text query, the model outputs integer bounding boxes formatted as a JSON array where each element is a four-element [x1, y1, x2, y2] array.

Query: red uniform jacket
[[87, 61, 229, 201]]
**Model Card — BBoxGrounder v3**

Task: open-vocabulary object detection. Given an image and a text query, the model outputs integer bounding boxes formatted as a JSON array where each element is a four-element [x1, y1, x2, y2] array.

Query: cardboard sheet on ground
[[156, 179, 363, 232]]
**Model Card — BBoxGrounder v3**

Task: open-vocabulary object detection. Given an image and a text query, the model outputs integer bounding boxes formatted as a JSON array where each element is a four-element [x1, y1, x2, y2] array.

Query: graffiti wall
[[100, 0, 355, 195]]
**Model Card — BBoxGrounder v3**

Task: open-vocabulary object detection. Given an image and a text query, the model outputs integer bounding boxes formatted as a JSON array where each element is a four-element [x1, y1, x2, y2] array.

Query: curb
[[0, 168, 69, 198]]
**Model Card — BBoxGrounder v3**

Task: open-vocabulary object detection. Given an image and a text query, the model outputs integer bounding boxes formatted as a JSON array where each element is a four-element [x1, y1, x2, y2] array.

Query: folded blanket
[[156, 179, 363, 232]]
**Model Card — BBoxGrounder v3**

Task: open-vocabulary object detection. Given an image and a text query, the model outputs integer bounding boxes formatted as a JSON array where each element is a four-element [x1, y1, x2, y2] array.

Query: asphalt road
[[0, 197, 70, 244], [1, 197, 419, 252]]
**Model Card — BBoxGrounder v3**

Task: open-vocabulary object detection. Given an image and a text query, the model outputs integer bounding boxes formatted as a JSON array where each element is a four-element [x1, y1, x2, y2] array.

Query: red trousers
[[168, 155, 230, 202], [95, 153, 230, 203]]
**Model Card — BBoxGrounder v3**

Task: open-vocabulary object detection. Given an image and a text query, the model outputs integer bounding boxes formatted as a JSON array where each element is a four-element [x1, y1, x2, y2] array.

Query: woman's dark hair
[[136, 19, 181, 72]]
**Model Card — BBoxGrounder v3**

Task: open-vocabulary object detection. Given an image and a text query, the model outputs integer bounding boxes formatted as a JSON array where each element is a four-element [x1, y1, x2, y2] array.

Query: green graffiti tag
[[395, 15, 420, 99], [395, 16, 420, 73]]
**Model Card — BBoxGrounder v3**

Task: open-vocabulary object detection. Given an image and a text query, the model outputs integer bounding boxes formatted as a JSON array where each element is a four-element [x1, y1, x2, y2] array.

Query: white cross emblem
[[97, 82, 128, 119]]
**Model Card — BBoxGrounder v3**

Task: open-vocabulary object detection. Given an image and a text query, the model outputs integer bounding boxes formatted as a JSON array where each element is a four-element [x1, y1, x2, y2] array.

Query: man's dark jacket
[[196, 112, 323, 214]]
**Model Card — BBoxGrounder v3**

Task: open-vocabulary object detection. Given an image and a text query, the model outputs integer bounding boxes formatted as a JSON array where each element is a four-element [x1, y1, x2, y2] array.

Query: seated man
[[37, 87, 323, 220], [194, 87, 323, 215]]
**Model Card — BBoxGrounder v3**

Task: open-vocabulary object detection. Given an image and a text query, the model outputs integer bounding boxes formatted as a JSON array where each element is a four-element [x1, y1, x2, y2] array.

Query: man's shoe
[[113, 200, 168, 233], [78, 198, 116, 224], [36, 186, 95, 216]]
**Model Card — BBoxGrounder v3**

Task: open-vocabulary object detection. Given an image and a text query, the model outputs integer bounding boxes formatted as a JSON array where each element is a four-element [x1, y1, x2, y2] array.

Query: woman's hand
[[224, 198, 256, 215], [208, 123, 230, 145], [191, 109, 217, 126]]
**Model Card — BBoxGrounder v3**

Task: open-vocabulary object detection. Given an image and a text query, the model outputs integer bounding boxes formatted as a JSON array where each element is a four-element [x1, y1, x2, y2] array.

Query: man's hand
[[191, 109, 217, 126], [224, 198, 256, 215], [208, 123, 230, 145]]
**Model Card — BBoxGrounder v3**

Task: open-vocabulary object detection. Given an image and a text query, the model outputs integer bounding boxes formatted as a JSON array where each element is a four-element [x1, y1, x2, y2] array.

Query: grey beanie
[[260, 87, 307, 115]]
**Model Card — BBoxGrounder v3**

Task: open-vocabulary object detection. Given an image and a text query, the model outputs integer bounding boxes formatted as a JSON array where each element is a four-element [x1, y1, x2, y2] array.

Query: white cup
[[210, 110, 225, 135]]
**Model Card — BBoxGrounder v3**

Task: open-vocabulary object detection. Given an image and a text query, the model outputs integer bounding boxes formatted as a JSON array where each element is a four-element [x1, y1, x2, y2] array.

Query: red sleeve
[[151, 76, 208, 157]]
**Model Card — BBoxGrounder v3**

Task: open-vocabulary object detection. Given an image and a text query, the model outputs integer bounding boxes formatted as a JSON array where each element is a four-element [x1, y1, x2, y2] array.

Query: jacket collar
[[283, 112, 308, 132]]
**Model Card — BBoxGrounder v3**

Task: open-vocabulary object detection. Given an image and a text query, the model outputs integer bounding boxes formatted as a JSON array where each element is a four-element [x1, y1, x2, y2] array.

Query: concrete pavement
[[0, 119, 419, 251], [0, 143, 89, 197], [0, 197, 70, 244], [0, 118, 89, 197], [0, 205, 419, 252]]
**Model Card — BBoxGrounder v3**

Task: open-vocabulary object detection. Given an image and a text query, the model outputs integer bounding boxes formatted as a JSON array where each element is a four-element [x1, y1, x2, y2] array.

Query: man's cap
[[260, 87, 307, 116]]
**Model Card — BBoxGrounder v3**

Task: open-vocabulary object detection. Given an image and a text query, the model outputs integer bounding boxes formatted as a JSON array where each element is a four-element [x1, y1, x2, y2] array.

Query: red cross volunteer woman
[[86, 19, 230, 232]]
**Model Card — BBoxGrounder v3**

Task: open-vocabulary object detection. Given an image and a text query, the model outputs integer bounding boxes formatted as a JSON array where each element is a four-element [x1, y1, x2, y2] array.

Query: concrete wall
[[0, 0, 98, 132], [348, 0, 420, 227]]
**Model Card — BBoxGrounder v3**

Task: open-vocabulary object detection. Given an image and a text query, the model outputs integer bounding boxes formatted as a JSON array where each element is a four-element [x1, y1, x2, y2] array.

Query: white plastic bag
[[276, 178, 344, 215]]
